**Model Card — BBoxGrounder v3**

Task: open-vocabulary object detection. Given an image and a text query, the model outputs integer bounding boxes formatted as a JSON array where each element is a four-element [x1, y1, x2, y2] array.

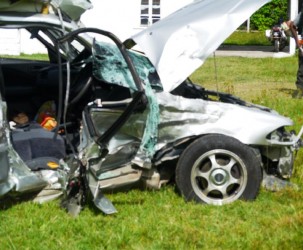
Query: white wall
[[19, 30, 48, 54], [0, 29, 20, 55], [0, 29, 48, 55], [81, 0, 141, 41], [81, 0, 194, 41], [0, 0, 193, 55]]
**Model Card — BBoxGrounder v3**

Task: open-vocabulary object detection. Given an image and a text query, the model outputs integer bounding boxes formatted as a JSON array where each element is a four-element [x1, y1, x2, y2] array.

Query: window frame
[[140, 0, 161, 27]]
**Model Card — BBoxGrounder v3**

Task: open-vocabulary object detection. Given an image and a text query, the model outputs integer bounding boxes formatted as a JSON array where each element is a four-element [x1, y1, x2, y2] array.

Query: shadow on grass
[[276, 87, 297, 96], [0, 182, 179, 216], [86, 183, 179, 215], [0, 192, 40, 210]]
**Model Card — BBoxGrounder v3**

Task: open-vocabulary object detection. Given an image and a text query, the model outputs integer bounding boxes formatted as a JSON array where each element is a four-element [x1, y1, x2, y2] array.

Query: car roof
[[0, 0, 92, 21], [0, 12, 78, 31]]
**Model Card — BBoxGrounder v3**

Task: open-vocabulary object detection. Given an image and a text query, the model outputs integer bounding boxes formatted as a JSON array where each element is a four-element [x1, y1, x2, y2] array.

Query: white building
[[0, 0, 194, 55], [81, 0, 194, 42]]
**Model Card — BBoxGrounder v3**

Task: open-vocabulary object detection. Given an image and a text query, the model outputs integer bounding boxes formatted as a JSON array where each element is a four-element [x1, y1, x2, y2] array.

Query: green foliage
[[250, 0, 288, 30]]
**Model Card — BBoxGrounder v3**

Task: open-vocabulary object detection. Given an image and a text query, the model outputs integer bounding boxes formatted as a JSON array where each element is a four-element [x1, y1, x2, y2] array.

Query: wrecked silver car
[[0, 0, 301, 215]]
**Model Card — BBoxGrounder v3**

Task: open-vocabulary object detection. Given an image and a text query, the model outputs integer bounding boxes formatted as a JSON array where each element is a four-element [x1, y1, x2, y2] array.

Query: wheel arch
[[155, 133, 262, 165], [154, 133, 263, 184]]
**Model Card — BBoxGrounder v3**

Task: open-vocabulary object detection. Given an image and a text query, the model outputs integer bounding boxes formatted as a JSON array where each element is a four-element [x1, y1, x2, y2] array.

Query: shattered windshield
[[92, 40, 163, 91], [92, 39, 161, 160]]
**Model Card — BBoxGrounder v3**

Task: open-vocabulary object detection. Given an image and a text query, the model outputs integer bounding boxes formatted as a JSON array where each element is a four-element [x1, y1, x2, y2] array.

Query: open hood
[[0, 0, 92, 21], [129, 0, 271, 92]]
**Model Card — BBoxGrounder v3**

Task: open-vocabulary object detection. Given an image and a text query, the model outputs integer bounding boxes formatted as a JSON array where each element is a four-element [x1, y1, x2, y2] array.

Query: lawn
[[224, 30, 272, 46], [1, 55, 303, 249]]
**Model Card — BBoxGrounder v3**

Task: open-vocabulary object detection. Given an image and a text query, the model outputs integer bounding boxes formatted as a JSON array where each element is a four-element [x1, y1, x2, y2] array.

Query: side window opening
[[0, 28, 49, 60]]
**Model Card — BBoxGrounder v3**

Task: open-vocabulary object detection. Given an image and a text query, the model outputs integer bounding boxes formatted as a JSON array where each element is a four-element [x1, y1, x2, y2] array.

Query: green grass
[[224, 31, 272, 46], [1, 53, 49, 61], [1, 55, 303, 249]]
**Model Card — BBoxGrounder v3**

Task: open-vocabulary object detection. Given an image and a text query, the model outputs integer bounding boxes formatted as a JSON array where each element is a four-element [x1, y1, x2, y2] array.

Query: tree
[[250, 0, 288, 30]]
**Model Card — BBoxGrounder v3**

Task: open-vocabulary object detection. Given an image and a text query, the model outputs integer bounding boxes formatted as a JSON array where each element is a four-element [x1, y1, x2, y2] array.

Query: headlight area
[[260, 127, 302, 179]]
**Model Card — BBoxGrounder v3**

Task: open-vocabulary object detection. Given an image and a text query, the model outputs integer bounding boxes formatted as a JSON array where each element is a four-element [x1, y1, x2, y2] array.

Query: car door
[[64, 29, 161, 174]]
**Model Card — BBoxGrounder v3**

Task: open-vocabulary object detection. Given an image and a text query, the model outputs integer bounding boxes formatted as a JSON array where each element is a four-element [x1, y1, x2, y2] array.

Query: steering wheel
[[68, 63, 94, 106]]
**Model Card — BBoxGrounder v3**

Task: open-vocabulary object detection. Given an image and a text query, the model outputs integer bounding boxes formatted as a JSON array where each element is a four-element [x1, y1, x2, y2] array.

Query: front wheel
[[274, 40, 280, 52], [176, 135, 262, 205]]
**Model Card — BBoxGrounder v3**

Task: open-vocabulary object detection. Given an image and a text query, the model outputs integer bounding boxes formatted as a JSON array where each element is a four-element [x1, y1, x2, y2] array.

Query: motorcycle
[[266, 25, 288, 52]]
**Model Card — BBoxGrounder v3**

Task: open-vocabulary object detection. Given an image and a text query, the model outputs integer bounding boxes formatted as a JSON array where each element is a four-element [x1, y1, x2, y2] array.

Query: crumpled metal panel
[[3, 114, 68, 196], [0, 144, 67, 197], [86, 91, 293, 170], [155, 92, 293, 147], [92, 41, 161, 163], [0, 151, 47, 196], [0, 0, 46, 12], [51, 0, 93, 21], [131, 0, 271, 92], [0, 101, 9, 184], [0, 0, 92, 21]]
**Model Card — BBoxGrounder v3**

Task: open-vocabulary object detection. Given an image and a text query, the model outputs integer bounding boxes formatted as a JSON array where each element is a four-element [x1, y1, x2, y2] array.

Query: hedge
[[250, 0, 289, 30]]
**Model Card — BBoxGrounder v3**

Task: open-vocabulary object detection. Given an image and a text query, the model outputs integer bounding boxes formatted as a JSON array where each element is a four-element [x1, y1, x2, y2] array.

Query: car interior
[[0, 26, 135, 171]]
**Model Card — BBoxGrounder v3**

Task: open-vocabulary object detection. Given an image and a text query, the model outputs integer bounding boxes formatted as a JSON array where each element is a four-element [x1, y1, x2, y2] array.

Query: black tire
[[175, 134, 262, 205], [279, 40, 287, 51], [274, 40, 280, 52]]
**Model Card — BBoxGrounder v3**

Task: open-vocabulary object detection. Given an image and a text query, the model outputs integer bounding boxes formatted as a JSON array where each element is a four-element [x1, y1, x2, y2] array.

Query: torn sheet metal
[[1, 144, 66, 197], [86, 90, 293, 169], [0, 0, 92, 21], [51, 0, 93, 21], [0, 0, 45, 12], [130, 0, 271, 92], [2, 147, 48, 196], [155, 91, 293, 147], [92, 40, 161, 162]]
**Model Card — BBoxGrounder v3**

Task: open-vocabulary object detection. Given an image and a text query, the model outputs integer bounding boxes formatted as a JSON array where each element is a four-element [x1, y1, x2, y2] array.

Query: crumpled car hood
[[130, 0, 270, 92]]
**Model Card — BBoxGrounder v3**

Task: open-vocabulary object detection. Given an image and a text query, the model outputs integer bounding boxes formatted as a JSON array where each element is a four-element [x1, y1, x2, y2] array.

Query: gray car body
[[0, 0, 301, 211]]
